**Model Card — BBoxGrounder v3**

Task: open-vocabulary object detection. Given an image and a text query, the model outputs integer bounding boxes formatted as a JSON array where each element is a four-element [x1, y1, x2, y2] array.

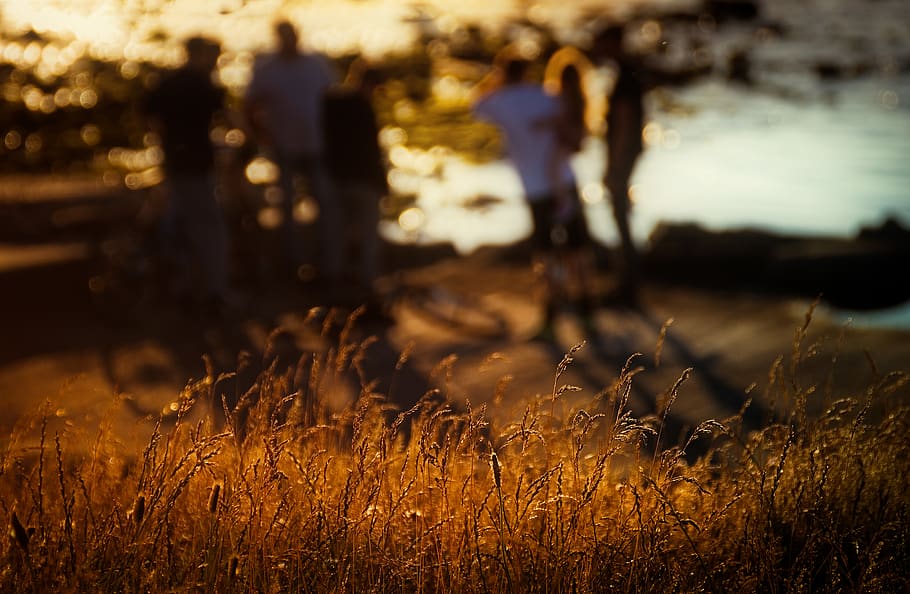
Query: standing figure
[[473, 53, 592, 340], [542, 47, 593, 207], [543, 55, 600, 320], [322, 58, 388, 303], [592, 26, 645, 306], [244, 20, 340, 282], [591, 25, 711, 306], [145, 36, 230, 314]]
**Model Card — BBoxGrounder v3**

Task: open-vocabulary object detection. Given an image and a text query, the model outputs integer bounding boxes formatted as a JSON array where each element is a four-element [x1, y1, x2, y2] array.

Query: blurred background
[[0, 0, 909, 443], [0, 0, 908, 313]]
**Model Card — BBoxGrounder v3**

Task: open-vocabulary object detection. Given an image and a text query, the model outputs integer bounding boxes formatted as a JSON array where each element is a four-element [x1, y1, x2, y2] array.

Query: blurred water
[[830, 303, 910, 331], [382, 73, 910, 252], [3, 0, 909, 252]]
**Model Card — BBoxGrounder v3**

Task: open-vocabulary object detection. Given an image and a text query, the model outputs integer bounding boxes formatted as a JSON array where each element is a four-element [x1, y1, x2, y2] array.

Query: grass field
[[2, 306, 908, 592]]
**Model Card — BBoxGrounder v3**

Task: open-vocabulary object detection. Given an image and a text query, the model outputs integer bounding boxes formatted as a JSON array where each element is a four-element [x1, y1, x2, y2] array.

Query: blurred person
[[472, 52, 592, 341], [244, 20, 340, 283], [590, 24, 711, 307], [144, 35, 231, 315], [591, 25, 644, 307], [540, 53, 600, 322], [322, 58, 388, 304], [542, 46, 596, 194]]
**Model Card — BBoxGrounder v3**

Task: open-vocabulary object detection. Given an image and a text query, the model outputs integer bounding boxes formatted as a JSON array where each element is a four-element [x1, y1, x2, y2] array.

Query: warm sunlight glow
[[398, 207, 426, 232], [379, 126, 408, 148], [244, 157, 280, 186], [257, 206, 283, 230], [642, 121, 663, 147], [581, 182, 605, 205], [294, 198, 319, 224]]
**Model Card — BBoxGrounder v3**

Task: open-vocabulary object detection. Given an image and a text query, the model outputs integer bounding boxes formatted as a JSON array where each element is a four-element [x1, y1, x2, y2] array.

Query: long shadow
[[636, 306, 768, 426], [538, 332, 654, 414], [0, 250, 254, 405], [578, 304, 769, 461], [0, 189, 444, 444]]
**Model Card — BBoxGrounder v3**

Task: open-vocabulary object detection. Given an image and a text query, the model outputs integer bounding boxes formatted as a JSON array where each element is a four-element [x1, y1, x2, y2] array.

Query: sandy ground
[[1, 180, 908, 452]]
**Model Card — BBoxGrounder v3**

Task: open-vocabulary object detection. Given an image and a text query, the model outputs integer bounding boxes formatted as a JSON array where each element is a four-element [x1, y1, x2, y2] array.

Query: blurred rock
[[644, 220, 910, 310], [705, 0, 761, 23]]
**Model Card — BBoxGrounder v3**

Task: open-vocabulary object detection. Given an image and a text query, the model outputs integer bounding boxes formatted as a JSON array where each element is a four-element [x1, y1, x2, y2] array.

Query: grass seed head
[[490, 449, 502, 489], [208, 482, 221, 515], [132, 495, 145, 526], [10, 511, 29, 553]]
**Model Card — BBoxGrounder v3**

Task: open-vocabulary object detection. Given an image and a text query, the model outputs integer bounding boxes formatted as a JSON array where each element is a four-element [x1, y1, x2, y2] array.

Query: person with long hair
[[472, 48, 594, 340], [540, 49, 600, 326]]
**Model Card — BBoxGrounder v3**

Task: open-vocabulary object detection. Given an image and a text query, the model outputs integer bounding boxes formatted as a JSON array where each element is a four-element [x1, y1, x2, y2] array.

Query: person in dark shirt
[[144, 36, 230, 312], [322, 58, 387, 299], [244, 20, 339, 280], [591, 25, 711, 306], [592, 26, 646, 306]]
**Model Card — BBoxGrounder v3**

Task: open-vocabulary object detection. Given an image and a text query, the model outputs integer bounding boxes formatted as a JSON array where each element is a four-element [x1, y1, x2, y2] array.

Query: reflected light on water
[[80, 124, 101, 146], [432, 75, 469, 103], [209, 126, 246, 148], [388, 145, 412, 169], [639, 20, 662, 49], [24, 133, 43, 154], [1, 0, 908, 257], [124, 168, 163, 190], [294, 199, 319, 224], [78, 89, 98, 109], [224, 128, 246, 148], [642, 121, 663, 147], [107, 147, 163, 171], [4, 131, 22, 150], [398, 207, 426, 233], [581, 182, 605, 205], [387, 168, 420, 195], [379, 126, 408, 148], [244, 157, 280, 186], [262, 186, 283, 206], [257, 206, 283, 230], [642, 121, 680, 149]]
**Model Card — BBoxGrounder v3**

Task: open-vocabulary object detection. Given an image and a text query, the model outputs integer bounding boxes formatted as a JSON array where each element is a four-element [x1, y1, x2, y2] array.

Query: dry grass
[[2, 307, 909, 592]]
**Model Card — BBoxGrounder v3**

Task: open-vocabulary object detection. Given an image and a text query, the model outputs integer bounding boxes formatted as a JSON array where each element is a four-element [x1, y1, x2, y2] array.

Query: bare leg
[[607, 176, 639, 303]]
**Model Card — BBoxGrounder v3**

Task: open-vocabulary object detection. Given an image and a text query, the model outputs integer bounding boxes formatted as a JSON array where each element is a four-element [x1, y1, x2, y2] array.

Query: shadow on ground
[[2, 183, 908, 460]]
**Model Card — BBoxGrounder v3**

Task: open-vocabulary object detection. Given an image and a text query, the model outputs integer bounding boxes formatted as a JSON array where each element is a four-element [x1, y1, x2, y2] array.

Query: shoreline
[[1, 181, 908, 442], [2, 175, 908, 312]]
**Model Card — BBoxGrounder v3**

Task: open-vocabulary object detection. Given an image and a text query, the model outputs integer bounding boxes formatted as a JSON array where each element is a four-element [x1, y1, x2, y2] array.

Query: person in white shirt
[[244, 20, 342, 283], [473, 53, 593, 340]]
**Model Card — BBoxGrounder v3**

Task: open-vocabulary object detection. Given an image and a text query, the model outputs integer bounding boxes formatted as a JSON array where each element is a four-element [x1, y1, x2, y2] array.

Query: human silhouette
[[322, 58, 388, 304], [542, 47, 594, 187], [591, 25, 711, 306], [472, 51, 593, 340], [543, 53, 600, 323], [244, 20, 341, 283], [591, 26, 645, 306], [144, 35, 230, 315]]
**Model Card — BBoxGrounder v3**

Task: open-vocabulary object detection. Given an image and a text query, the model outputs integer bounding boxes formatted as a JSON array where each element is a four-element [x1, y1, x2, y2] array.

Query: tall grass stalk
[[1, 308, 908, 592]]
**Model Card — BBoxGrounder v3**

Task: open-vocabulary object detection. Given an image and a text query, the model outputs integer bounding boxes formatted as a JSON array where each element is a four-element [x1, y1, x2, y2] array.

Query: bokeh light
[[398, 207, 426, 232], [0, 0, 905, 251], [244, 157, 280, 186]]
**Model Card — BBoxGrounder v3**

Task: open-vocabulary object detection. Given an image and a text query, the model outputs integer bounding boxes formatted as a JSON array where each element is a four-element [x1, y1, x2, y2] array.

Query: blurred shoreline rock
[[644, 218, 910, 310], [2, 174, 907, 312], [705, 0, 761, 23]]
